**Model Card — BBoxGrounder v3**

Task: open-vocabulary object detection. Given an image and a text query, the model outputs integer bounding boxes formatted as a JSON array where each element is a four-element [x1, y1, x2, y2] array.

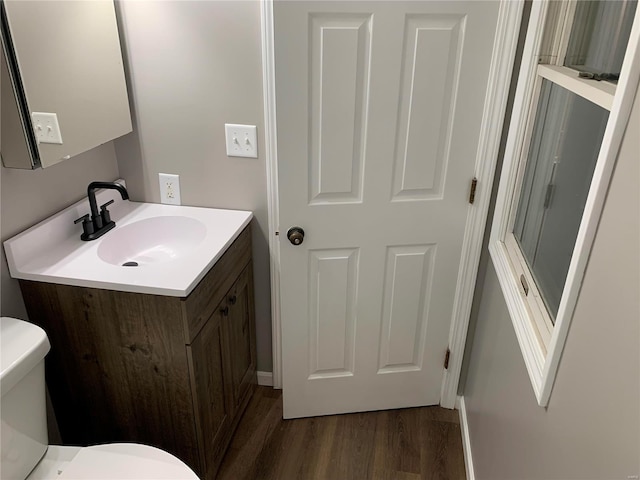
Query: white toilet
[[0, 317, 199, 480]]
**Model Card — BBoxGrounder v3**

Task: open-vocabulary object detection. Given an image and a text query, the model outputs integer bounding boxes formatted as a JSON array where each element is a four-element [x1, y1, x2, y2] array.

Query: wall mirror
[[1, 0, 132, 169]]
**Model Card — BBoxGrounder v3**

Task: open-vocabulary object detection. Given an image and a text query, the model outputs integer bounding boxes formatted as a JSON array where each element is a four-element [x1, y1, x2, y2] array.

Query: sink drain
[[122, 261, 139, 267]]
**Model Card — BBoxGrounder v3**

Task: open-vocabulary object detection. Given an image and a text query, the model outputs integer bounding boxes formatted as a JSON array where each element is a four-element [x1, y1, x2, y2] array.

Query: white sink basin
[[97, 216, 207, 266], [3, 181, 252, 296]]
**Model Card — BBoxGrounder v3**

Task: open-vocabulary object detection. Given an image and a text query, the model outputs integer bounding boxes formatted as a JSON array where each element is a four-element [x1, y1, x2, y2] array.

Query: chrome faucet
[[74, 182, 129, 241]]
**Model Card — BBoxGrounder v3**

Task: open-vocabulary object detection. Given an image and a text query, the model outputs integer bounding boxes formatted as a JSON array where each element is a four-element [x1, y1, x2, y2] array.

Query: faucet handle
[[74, 214, 95, 236], [100, 200, 115, 225], [100, 199, 115, 210], [74, 214, 90, 225]]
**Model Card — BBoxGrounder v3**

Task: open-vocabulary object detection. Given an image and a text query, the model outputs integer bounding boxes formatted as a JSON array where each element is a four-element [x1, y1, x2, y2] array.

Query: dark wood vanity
[[20, 224, 257, 480]]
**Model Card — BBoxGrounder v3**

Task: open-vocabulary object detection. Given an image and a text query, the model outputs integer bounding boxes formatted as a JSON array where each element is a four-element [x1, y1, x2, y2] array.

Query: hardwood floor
[[217, 387, 466, 480]]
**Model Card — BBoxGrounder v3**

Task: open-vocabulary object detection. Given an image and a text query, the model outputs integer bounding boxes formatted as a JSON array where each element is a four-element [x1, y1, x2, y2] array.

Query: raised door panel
[[307, 248, 359, 379], [223, 264, 257, 411], [377, 245, 436, 372], [391, 15, 465, 201], [187, 307, 231, 479], [308, 14, 371, 205]]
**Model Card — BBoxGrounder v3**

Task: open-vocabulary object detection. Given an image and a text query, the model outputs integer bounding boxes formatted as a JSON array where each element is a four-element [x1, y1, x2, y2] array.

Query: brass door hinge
[[444, 348, 451, 369], [469, 177, 478, 204]]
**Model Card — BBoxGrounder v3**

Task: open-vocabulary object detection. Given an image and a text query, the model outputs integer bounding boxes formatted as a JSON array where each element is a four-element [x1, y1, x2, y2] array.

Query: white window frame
[[489, 0, 640, 407]]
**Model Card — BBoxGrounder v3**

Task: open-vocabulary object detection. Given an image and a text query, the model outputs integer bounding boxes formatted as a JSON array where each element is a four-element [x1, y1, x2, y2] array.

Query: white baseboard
[[458, 395, 475, 480], [257, 371, 273, 387]]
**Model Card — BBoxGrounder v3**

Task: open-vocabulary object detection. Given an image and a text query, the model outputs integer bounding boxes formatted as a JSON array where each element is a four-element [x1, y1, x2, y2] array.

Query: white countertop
[[4, 184, 252, 297]]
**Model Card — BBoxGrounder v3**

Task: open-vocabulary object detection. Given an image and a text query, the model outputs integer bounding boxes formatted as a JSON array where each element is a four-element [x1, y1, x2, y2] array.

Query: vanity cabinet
[[19, 225, 256, 480], [186, 263, 256, 477]]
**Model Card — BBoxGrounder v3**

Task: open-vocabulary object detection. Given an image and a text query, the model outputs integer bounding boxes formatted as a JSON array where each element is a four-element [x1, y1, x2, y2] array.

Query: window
[[490, 1, 639, 406], [512, 80, 608, 322]]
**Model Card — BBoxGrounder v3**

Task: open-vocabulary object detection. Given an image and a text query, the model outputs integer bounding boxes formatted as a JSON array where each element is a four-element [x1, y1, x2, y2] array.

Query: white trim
[[261, 0, 282, 389], [489, 2, 640, 406], [257, 371, 274, 387], [537, 64, 615, 110], [440, 0, 525, 408], [458, 396, 475, 480]]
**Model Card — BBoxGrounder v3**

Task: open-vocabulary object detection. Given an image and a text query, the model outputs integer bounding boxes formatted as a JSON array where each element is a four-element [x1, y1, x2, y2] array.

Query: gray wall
[[0, 143, 120, 318], [462, 84, 640, 479], [114, 1, 272, 371]]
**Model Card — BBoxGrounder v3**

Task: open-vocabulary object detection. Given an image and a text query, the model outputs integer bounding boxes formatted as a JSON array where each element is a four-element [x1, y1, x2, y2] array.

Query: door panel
[[309, 14, 371, 205], [308, 248, 359, 378], [378, 244, 436, 372], [392, 15, 465, 200], [276, 1, 501, 418]]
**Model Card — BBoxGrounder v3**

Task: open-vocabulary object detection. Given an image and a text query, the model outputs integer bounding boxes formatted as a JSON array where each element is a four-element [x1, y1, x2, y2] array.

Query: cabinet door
[[223, 264, 257, 411], [187, 307, 231, 477]]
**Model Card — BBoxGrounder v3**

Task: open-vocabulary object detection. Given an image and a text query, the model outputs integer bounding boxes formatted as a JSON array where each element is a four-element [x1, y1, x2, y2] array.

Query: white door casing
[[266, 1, 524, 417]]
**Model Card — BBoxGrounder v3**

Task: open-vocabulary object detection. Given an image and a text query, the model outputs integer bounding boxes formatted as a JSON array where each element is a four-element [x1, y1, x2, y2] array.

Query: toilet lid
[[57, 443, 199, 479]]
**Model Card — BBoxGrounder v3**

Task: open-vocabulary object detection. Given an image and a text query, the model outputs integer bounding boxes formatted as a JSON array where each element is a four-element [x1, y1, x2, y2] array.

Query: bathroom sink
[[97, 216, 207, 266], [3, 181, 252, 296]]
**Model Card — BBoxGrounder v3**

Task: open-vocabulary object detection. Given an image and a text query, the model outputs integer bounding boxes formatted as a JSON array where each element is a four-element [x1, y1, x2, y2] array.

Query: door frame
[[261, 0, 525, 407]]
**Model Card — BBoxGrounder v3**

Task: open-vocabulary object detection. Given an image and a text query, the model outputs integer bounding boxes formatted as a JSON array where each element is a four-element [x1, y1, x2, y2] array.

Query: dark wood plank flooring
[[217, 387, 466, 480]]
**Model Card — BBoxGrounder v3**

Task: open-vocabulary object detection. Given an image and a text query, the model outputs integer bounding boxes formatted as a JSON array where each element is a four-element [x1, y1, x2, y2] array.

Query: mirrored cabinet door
[[1, 0, 132, 169]]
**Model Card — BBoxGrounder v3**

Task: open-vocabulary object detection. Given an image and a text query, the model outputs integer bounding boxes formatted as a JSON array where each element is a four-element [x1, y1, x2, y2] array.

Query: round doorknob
[[287, 227, 305, 245]]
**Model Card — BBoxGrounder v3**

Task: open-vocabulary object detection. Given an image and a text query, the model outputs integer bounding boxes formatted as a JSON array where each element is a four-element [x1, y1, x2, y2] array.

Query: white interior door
[[276, 0, 502, 418]]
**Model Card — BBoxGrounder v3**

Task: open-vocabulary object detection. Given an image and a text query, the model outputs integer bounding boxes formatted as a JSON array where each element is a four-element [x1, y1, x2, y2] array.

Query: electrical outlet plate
[[159, 173, 181, 205], [32, 112, 63, 144], [224, 124, 257, 158]]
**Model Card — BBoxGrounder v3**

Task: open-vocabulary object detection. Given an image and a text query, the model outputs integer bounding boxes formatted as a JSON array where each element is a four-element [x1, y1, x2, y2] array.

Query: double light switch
[[224, 124, 257, 158]]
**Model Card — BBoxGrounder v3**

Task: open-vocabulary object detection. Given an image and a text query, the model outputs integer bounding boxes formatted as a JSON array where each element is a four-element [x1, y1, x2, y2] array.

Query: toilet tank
[[1, 317, 51, 480]]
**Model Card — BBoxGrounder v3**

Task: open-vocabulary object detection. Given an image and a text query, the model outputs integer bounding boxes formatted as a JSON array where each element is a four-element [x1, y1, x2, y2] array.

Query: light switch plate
[[225, 124, 257, 158], [32, 112, 63, 144]]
